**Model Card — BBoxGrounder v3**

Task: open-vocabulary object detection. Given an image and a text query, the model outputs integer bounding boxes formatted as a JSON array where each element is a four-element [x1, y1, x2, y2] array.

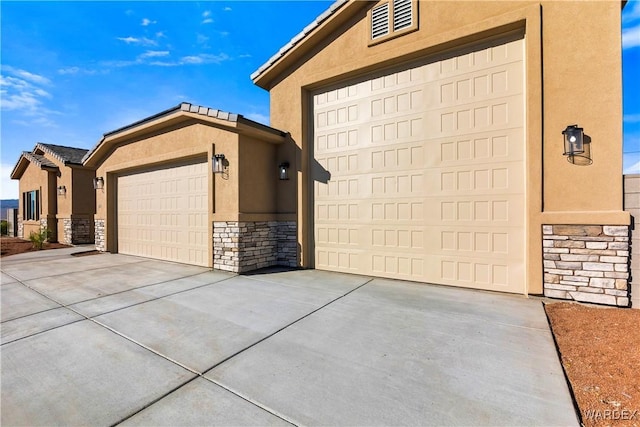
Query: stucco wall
[[18, 161, 51, 239], [262, 0, 628, 294]]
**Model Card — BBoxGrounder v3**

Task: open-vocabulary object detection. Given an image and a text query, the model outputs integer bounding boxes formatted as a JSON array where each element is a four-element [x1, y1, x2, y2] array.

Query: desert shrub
[[28, 228, 52, 250], [0, 220, 7, 236]]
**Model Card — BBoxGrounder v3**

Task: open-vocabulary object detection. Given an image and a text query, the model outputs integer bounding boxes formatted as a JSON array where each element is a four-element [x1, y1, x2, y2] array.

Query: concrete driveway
[[1, 248, 578, 426]]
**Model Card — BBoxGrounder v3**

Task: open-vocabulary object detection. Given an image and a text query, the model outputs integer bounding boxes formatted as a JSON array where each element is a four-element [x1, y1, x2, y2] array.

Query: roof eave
[[251, 0, 366, 90], [83, 103, 287, 167]]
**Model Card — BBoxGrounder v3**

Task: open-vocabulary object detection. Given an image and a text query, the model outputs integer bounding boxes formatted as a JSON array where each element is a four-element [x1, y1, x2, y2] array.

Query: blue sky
[[1, 0, 639, 199]]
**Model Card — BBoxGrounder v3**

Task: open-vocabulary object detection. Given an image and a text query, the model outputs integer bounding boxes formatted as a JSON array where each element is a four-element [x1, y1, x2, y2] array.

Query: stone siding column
[[543, 225, 630, 307]]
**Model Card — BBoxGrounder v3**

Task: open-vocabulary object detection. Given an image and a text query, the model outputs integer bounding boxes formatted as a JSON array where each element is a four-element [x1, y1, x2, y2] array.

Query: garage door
[[117, 161, 209, 266], [313, 37, 525, 293]]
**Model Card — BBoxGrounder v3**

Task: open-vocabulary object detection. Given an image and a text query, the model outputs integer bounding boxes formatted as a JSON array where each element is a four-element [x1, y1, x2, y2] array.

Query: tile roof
[[36, 143, 89, 165], [251, 0, 348, 82], [23, 152, 58, 169]]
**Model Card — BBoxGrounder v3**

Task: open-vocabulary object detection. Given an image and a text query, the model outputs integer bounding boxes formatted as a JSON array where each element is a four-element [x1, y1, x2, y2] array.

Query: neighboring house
[[82, 103, 296, 271], [10, 143, 96, 245], [251, 0, 630, 306]]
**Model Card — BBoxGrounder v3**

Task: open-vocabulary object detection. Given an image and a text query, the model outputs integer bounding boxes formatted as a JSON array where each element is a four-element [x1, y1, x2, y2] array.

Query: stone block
[[600, 256, 627, 264], [603, 226, 628, 237], [569, 291, 617, 305], [604, 271, 629, 279], [583, 262, 615, 272], [554, 240, 585, 249], [543, 260, 556, 269], [575, 270, 604, 278], [576, 286, 604, 294], [588, 277, 615, 288], [542, 225, 553, 235], [547, 283, 577, 291], [543, 248, 570, 254], [615, 279, 628, 290], [616, 297, 630, 307], [571, 249, 617, 256], [604, 289, 628, 297], [546, 269, 573, 276], [560, 254, 598, 262], [560, 276, 589, 283], [544, 289, 568, 299], [555, 261, 582, 270], [615, 264, 629, 272], [609, 242, 629, 250], [585, 242, 608, 250], [554, 225, 602, 237]]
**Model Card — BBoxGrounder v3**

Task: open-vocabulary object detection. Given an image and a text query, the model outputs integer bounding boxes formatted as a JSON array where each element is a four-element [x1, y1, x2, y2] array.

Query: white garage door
[[313, 37, 526, 293], [117, 161, 209, 266]]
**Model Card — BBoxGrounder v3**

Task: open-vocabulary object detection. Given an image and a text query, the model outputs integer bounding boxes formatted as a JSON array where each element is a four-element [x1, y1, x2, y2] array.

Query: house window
[[370, 0, 417, 44], [23, 190, 40, 221]]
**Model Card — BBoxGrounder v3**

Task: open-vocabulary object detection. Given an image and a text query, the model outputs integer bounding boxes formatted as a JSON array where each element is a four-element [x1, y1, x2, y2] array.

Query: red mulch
[[545, 302, 640, 427], [0, 237, 71, 257]]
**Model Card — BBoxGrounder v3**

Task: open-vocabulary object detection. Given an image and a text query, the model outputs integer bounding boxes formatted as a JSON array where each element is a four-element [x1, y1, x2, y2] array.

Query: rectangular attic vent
[[371, 3, 390, 39], [393, 0, 412, 31]]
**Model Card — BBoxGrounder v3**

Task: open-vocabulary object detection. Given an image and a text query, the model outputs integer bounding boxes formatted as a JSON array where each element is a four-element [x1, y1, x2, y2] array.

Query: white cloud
[[149, 53, 229, 67], [197, 34, 209, 45], [223, 7, 232, 12], [0, 68, 54, 118], [0, 163, 20, 199], [139, 50, 170, 59], [116, 36, 157, 46], [622, 24, 640, 49], [625, 114, 640, 123], [202, 11, 213, 24], [57, 67, 99, 75], [2, 65, 50, 85], [156, 31, 166, 38], [245, 112, 269, 125], [141, 18, 156, 26]]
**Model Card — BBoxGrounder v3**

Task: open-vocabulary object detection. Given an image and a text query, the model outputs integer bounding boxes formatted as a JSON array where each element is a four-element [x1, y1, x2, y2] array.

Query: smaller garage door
[[117, 160, 209, 266]]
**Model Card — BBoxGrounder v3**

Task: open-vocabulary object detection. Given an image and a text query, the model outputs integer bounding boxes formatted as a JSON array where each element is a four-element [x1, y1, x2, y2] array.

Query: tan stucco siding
[[18, 162, 51, 237], [541, 1, 623, 213], [239, 136, 277, 215], [265, 0, 627, 294], [71, 168, 96, 216]]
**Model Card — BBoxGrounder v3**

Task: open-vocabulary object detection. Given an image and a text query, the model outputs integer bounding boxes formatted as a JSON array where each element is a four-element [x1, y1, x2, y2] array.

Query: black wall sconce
[[279, 162, 290, 180], [93, 177, 105, 190], [212, 154, 226, 174], [562, 124, 592, 165], [57, 185, 66, 196]]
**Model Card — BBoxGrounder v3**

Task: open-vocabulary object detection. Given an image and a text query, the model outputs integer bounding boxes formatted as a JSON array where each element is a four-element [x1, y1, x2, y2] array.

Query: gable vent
[[371, 3, 390, 39], [393, 0, 412, 31]]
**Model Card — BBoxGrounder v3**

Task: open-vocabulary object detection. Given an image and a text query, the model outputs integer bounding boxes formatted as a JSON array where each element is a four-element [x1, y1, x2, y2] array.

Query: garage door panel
[[117, 161, 209, 266], [314, 37, 525, 293]]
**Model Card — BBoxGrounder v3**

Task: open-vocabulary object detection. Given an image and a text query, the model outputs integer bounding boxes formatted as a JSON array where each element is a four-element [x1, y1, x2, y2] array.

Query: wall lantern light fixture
[[57, 185, 66, 196], [562, 124, 592, 165], [93, 177, 105, 190], [212, 154, 226, 174], [279, 162, 290, 180]]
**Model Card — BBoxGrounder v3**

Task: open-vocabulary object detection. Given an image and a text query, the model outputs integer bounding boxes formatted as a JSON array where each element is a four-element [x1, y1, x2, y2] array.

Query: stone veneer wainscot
[[543, 225, 630, 307], [213, 221, 297, 273], [62, 218, 93, 245], [94, 219, 106, 251]]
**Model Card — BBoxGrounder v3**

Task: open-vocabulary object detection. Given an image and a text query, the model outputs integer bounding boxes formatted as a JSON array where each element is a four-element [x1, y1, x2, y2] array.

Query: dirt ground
[[0, 237, 71, 258], [546, 302, 640, 427]]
